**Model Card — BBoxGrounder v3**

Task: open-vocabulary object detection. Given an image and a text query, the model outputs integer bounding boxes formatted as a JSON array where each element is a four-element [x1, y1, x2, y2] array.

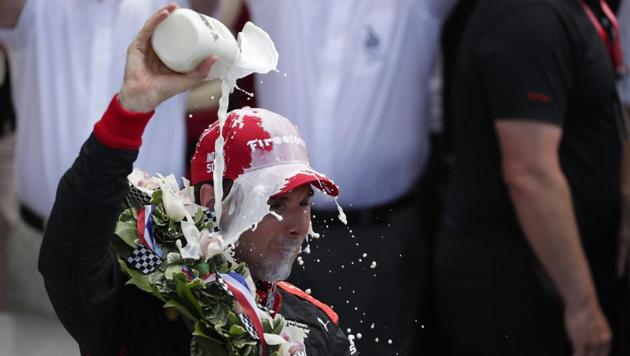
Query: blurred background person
[[0, 0, 216, 316], [618, 0, 630, 300], [0, 43, 18, 312], [434, 0, 630, 355], [242, 1, 457, 354]]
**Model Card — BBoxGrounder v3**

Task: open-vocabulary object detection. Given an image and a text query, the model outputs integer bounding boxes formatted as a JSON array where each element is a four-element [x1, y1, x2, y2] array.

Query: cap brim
[[234, 163, 339, 199], [275, 170, 339, 198]]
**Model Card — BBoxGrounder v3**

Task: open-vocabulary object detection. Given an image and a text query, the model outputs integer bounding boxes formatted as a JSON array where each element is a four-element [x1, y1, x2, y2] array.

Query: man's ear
[[199, 183, 215, 209]]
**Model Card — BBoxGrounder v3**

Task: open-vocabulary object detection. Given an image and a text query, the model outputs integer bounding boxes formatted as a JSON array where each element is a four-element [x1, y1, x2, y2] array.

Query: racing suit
[[38, 96, 356, 356]]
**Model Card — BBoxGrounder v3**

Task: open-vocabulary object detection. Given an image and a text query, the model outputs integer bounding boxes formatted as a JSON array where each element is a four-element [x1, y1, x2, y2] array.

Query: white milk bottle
[[152, 8, 240, 80], [152, 8, 279, 82]]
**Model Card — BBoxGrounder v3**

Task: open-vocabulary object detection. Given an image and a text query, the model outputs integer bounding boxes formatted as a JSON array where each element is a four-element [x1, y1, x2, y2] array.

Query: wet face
[[234, 185, 313, 282]]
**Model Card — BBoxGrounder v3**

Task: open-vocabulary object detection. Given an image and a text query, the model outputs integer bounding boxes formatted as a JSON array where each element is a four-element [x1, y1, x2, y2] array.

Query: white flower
[[199, 230, 224, 259], [264, 333, 286, 346], [176, 219, 202, 259], [263, 327, 306, 356], [128, 169, 161, 192], [159, 176, 189, 222]]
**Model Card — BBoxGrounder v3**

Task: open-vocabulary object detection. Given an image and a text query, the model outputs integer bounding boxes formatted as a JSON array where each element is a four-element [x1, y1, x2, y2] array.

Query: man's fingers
[[134, 3, 179, 50], [190, 56, 218, 79]]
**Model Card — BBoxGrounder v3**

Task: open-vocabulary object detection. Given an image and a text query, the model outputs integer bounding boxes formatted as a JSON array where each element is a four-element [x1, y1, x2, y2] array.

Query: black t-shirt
[[443, 0, 622, 274]]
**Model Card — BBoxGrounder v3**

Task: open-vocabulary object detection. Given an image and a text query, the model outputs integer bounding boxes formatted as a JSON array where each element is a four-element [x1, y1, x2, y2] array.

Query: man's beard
[[254, 259, 293, 282], [253, 247, 300, 282]]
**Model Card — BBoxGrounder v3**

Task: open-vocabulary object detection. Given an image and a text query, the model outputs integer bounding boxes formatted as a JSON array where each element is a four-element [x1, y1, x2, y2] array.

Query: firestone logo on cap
[[246, 135, 306, 152]]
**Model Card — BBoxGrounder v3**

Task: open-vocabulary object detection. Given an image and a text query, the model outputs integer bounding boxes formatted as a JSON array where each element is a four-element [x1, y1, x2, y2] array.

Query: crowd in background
[[1, 0, 630, 355]]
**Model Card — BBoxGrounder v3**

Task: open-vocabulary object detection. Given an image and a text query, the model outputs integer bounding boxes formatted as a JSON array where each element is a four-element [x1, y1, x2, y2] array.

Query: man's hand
[[119, 3, 217, 113], [565, 299, 612, 356]]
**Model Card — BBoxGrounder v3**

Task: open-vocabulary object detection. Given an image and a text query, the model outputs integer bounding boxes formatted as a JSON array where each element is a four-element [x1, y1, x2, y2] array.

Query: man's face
[[235, 184, 313, 282]]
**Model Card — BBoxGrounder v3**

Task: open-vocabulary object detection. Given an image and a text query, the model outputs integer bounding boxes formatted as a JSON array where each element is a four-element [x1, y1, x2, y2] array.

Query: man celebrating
[[38, 4, 354, 355]]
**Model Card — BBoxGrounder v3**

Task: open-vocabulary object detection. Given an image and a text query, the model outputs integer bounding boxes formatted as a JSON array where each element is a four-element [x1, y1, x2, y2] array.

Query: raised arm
[[38, 3, 215, 350], [0, 0, 26, 28]]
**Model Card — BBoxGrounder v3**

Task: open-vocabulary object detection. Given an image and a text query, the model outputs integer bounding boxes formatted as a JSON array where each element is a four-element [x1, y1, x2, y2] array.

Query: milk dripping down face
[[234, 185, 314, 282]]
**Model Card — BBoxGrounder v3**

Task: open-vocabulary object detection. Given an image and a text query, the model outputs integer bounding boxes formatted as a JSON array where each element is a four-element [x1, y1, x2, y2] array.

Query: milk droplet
[[269, 211, 283, 221], [304, 244, 311, 254], [370, 261, 377, 269], [388, 339, 392, 344], [362, 253, 367, 258], [305, 288, 311, 295], [357, 333, 362, 339], [297, 256, 304, 266], [188, 114, 193, 118], [375, 337, 379, 343], [346, 328, 352, 333], [334, 199, 348, 225], [370, 323, 375, 329]]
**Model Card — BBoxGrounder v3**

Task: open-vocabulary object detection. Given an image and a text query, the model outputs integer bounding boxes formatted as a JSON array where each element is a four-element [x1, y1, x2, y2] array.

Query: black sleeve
[[476, 5, 575, 125], [329, 322, 357, 356], [38, 134, 138, 351]]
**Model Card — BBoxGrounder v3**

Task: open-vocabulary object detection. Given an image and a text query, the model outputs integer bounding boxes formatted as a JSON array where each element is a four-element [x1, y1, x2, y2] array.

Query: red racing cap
[[190, 107, 339, 198]]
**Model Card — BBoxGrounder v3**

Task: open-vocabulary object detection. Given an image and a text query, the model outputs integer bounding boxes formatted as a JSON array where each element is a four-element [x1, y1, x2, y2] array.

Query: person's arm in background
[[477, 5, 613, 356], [496, 121, 612, 356], [0, 0, 25, 28]]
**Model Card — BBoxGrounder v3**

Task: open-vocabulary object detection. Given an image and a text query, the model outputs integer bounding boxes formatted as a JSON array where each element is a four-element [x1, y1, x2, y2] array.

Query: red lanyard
[[582, 0, 626, 77]]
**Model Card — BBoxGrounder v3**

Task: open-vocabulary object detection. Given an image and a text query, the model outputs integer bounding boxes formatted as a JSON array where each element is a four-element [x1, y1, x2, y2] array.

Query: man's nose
[[286, 208, 310, 236]]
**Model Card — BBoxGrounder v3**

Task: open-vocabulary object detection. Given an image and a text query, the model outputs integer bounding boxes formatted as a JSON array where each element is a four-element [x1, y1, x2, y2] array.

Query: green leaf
[[191, 336, 228, 356], [165, 265, 181, 280], [119, 207, 135, 222], [232, 338, 248, 348], [193, 206, 204, 224], [163, 299, 197, 321], [114, 220, 138, 248], [117, 256, 152, 293], [175, 279, 204, 319], [151, 189, 163, 206], [229, 325, 246, 337], [227, 311, 240, 325], [195, 262, 209, 276]]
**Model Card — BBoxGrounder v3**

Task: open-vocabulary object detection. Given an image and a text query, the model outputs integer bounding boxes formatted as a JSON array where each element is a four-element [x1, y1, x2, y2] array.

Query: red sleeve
[[93, 94, 154, 150], [277, 281, 340, 325]]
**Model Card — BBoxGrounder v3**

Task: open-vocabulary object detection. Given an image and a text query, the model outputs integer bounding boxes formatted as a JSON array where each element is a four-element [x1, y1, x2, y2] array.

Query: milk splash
[[209, 20, 346, 252], [211, 21, 279, 225]]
